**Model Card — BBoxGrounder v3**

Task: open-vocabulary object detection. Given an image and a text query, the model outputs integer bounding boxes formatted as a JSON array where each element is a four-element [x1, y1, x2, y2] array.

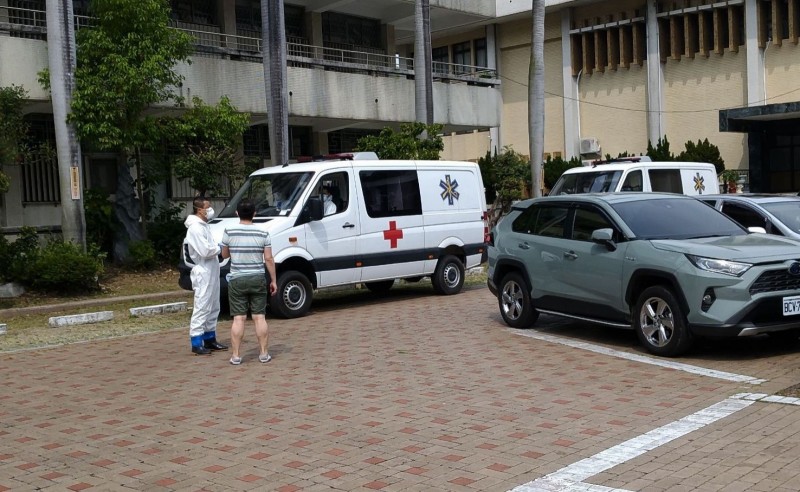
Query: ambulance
[[178, 153, 489, 318]]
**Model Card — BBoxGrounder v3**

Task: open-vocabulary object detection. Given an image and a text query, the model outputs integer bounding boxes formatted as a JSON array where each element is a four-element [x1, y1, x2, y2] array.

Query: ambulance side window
[[359, 170, 422, 218]]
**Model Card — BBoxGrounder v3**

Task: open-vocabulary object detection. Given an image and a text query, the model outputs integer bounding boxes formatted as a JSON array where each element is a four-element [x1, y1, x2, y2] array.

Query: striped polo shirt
[[221, 224, 271, 281]]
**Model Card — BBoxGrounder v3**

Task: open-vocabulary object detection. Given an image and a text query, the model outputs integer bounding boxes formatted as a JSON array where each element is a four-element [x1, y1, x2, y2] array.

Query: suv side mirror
[[591, 228, 617, 251]]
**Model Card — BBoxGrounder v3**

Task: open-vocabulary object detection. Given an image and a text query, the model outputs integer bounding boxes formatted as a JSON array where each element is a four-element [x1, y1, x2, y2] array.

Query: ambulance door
[[303, 170, 360, 287], [356, 167, 426, 282]]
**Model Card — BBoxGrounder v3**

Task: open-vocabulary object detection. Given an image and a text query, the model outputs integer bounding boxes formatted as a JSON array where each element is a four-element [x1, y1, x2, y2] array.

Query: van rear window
[[550, 170, 622, 195]]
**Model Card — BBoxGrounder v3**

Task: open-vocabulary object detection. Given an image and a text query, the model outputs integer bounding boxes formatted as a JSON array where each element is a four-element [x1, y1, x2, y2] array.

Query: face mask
[[322, 194, 331, 202], [205, 207, 215, 220]]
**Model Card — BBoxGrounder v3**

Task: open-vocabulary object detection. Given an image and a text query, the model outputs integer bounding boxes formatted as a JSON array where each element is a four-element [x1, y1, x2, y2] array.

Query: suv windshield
[[219, 171, 314, 218], [612, 197, 746, 240], [550, 170, 623, 195]]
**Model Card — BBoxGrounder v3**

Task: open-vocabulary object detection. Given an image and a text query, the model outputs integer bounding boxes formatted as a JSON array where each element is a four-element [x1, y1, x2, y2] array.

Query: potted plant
[[720, 169, 739, 194]]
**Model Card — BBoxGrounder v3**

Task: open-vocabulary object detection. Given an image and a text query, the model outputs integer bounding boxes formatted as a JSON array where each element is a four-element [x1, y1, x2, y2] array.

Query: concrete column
[[561, 8, 579, 160], [0, 0, 9, 24], [383, 23, 395, 56], [487, 23, 500, 154], [310, 12, 323, 46], [745, 0, 764, 106], [216, 0, 237, 49], [645, 0, 665, 144], [313, 131, 329, 155]]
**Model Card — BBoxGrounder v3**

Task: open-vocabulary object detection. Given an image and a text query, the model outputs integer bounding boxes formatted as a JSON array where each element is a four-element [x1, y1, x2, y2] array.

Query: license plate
[[783, 295, 800, 316]]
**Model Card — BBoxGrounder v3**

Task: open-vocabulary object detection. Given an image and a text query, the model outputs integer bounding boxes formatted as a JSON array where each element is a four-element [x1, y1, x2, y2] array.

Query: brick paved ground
[[1, 286, 800, 491]]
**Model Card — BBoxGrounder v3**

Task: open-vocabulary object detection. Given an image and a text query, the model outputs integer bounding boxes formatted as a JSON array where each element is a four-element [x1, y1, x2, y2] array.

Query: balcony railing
[[1, 6, 499, 85]]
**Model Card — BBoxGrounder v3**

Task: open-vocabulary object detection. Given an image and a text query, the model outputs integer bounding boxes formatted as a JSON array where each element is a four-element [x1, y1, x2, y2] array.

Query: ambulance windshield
[[219, 171, 314, 218]]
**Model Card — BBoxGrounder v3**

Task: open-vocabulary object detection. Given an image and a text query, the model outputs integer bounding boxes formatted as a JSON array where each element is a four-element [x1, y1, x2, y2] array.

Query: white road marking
[[510, 397, 755, 492], [733, 392, 800, 406], [510, 329, 766, 384]]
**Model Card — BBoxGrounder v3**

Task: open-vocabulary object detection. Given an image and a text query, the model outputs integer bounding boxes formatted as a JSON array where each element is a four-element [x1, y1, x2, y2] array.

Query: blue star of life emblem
[[439, 175, 460, 205], [693, 172, 705, 194]]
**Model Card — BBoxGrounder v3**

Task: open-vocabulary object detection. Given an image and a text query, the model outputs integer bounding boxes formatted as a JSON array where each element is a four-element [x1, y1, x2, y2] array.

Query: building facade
[[3, 0, 800, 234]]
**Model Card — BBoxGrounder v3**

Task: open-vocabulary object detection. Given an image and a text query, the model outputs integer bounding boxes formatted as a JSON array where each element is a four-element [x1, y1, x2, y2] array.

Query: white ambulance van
[[178, 153, 488, 318], [549, 157, 719, 196]]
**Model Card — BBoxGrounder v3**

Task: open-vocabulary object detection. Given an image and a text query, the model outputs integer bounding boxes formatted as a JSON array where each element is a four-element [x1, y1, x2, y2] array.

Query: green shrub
[[29, 240, 104, 292], [678, 138, 725, 174], [647, 136, 675, 161], [148, 201, 186, 263], [0, 170, 10, 194], [2, 226, 40, 284], [127, 239, 157, 270]]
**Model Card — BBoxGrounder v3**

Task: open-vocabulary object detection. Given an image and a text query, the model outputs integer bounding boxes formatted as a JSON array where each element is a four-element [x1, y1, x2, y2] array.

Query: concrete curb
[[49, 311, 114, 328], [129, 302, 187, 317], [0, 290, 191, 318]]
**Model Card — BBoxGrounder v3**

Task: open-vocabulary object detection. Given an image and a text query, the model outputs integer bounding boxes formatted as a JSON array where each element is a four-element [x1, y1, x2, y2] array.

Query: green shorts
[[228, 274, 268, 317]]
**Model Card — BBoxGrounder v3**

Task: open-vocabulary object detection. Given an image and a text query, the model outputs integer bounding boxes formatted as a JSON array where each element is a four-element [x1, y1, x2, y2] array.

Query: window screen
[[648, 169, 683, 193]]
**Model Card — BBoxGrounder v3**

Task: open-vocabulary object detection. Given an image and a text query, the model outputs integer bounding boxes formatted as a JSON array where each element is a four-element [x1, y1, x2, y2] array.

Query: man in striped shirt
[[220, 198, 278, 365]]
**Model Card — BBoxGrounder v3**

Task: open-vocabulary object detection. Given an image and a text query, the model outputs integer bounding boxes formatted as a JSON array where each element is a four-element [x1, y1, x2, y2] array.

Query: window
[[322, 12, 381, 49], [170, 0, 216, 24], [431, 46, 449, 74], [572, 207, 614, 241], [648, 169, 683, 194], [359, 170, 421, 218], [453, 41, 471, 74], [328, 129, 380, 154], [534, 206, 569, 238], [620, 170, 643, 191], [511, 206, 538, 234], [721, 203, 766, 230], [314, 171, 349, 215], [474, 38, 487, 68]]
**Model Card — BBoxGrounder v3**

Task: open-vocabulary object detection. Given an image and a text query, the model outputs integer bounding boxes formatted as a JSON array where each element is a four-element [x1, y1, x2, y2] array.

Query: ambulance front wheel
[[431, 255, 465, 295], [272, 271, 312, 318]]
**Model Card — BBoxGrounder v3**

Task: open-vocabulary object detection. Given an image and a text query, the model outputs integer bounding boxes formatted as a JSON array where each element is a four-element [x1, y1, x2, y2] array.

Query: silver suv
[[487, 193, 800, 356]]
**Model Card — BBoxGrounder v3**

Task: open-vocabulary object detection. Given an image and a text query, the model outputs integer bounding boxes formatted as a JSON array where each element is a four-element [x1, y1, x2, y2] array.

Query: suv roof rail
[[589, 156, 652, 167], [296, 151, 379, 163]]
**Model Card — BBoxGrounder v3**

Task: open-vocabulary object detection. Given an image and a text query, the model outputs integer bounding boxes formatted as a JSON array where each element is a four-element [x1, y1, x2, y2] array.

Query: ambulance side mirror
[[300, 197, 324, 224]]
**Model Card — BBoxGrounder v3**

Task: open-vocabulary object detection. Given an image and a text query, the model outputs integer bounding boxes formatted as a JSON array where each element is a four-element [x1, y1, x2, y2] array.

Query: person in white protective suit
[[320, 186, 337, 216], [183, 197, 228, 355]]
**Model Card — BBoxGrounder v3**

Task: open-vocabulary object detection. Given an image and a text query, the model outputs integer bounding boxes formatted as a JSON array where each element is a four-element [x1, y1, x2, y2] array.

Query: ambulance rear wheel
[[431, 255, 465, 295], [272, 271, 312, 318]]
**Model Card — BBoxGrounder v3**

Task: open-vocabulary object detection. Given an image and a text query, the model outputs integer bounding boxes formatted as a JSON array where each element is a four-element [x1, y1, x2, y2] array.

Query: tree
[[262, 0, 289, 165], [0, 85, 29, 194], [354, 122, 444, 160], [171, 96, 251, 196], [69, 0, 193, 261], [528, 0, 545, 198]]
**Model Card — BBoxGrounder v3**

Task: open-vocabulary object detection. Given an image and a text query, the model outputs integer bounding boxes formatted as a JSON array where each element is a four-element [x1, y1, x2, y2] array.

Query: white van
[[179, 153, 488, 318], [549, 158, 719, 196]]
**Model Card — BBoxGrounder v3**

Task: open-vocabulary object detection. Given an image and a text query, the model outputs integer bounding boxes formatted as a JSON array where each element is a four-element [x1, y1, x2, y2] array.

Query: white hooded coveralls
[[183, 214, 221, 346]]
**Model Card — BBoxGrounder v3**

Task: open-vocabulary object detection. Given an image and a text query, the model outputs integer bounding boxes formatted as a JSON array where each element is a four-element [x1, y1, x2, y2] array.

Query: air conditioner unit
[[580, 137, 600, 155]]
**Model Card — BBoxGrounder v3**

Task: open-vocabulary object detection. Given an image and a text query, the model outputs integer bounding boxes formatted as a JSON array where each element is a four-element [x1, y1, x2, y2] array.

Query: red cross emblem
[[383, 221, 404, 248]]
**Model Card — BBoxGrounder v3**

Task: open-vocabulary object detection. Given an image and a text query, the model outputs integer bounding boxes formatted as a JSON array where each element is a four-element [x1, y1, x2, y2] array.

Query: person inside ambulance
[[183, 197, 228, 355], [320, 185, 337, 216]]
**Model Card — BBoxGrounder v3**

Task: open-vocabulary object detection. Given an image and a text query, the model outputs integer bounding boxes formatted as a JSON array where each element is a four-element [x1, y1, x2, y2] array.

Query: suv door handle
[[518, 243, 530, 250], [342, 223, 355, 229], [563, 251, 578, 260]]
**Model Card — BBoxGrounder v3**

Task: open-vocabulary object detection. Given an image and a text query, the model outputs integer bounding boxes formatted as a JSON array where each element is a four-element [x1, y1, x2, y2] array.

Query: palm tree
[[528, 0, 545, 197], [414, 0, 433, 130], [262, 0, 289, 165], [46, 0, 86, 247]]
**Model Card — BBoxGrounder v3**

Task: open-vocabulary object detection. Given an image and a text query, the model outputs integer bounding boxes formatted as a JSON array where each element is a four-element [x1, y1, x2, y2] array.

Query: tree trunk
[[529, 0, 545, 198], [46, 0, 86, 248], [262, 0, 289, 166], [112, 150, 143, 263]]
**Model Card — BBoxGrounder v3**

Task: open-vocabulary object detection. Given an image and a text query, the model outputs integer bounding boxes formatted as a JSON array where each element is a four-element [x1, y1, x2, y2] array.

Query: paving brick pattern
[[1, 287, 800, 490]]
